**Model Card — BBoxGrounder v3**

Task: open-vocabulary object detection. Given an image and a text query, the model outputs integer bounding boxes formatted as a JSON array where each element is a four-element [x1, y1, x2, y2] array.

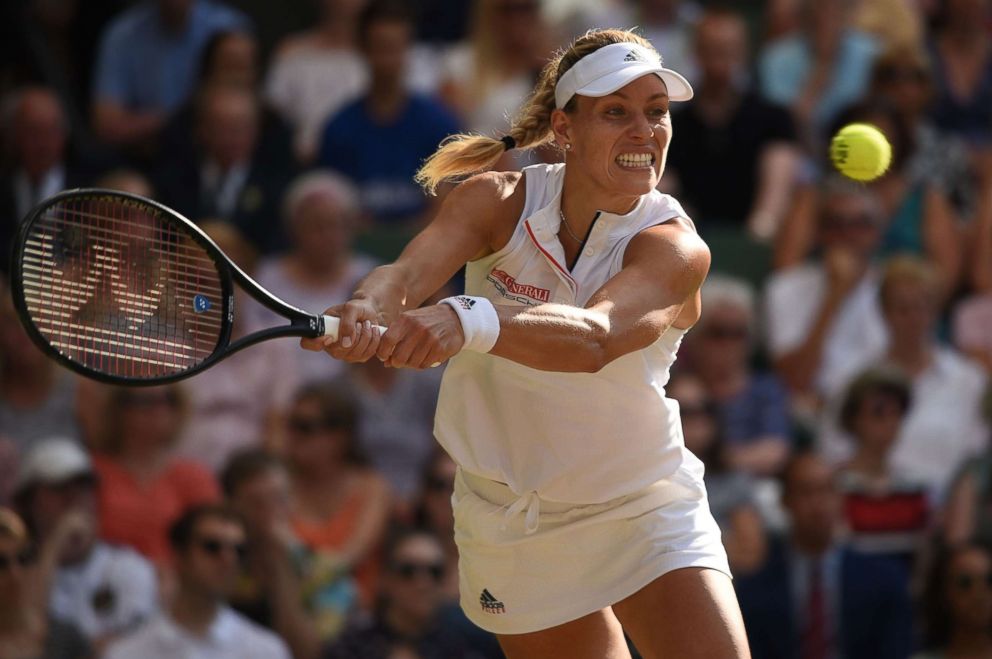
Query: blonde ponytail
[[415, 28, 657, 195]]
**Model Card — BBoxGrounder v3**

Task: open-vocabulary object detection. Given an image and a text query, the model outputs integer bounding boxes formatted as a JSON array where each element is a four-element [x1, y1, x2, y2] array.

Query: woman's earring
[[564, 143, 572, 150]]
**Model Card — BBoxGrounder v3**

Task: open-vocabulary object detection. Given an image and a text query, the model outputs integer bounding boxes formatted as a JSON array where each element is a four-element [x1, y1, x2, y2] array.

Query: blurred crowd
[[1, 0, 992, 657]]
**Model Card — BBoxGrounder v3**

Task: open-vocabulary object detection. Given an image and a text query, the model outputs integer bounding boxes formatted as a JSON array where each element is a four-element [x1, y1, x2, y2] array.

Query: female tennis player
[[302, 28, 750, 659]]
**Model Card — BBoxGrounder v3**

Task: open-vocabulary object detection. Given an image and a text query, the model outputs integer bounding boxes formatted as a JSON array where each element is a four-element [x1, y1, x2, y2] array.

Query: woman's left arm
[[379, 220, 709, 372]]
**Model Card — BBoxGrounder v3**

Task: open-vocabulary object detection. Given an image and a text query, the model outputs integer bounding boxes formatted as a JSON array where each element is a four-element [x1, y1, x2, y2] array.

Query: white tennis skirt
[[452, 460, 731, 635]]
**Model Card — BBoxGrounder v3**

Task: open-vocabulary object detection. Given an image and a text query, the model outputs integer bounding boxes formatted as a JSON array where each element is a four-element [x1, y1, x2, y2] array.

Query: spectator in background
[[869, 45, 974, 216], [324, 528, 483, 659], [155, 84, 297, 254], [0, 87, 93, 273], [265, 0, 369, 162], [0, 277, 81, 452], [666, 373, 767, 574], [93, 385, 219, 565], [665, 8, 799, 242], [928, 0, 992, 149], [334, 359, 442, 506], [758, 0, 880, 144], [91, 0, 248, 149], [222, 451, 329, 659], [439, 0, 550, 143], [765, 176, 888, 405], [159, 29, 296, 177], [14, 438, 158, 648], [177, 222, 300, 469], [252, 171, 376, 384], [687, 275, 792, 477], [317, 0, 460, 250], [777, 100, 962, 299], [916, 542, 992, 659], [834, 367, 928, 567], [734, 451, 913, 659], [820, 256, 989, 501], [105, 505, 291, 659], [286, 382, 392, 611], [0, 507, 90, 659], [941, 388, 992, 546]]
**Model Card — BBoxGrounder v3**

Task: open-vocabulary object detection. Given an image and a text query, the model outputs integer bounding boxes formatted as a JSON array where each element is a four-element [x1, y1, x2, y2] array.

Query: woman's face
[[555, 73, 673, 207], [0, 535, 28, 603], [851, 391, 904, 451], [947, 547, 992, 630], [119, 387, 183, 449]]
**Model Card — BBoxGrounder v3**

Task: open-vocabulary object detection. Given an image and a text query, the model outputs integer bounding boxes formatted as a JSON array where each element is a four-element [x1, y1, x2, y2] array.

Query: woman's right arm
[[300, 171, 523, 357]]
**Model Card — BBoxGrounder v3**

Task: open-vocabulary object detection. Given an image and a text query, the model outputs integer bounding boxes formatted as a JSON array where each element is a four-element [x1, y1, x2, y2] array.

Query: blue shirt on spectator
[[93, 0, 248, 113], [317, 94, 460, 224], [716, 372, 792, 447]]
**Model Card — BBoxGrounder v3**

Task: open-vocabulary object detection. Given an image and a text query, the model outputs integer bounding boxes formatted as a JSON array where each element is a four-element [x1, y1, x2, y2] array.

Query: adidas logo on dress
[[480, 588, 506, 614]]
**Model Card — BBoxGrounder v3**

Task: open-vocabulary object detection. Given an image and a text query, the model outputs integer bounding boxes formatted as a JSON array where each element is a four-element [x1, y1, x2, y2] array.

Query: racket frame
[[10, 188, 331, 385]]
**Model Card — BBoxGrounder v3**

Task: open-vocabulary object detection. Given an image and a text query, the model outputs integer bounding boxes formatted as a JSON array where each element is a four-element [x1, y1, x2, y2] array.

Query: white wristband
[[440, 295, 500, 353]]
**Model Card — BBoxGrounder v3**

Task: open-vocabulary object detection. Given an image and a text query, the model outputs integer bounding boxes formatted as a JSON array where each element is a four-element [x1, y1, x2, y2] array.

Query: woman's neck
[[947, 626, 992, 657], [0, 605, 32, 632], [170, 587, 220, 637], [118, 441, 169, 479], [560, 171, 640, 231], [886, 340, 932, 377], [848, 447, 889, 479]]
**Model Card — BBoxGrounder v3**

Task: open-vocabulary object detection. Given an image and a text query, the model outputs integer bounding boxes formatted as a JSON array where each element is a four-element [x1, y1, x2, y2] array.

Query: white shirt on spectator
[[105, 606, 290, 659], [818, 346, 989, 501], [765, 263, 888, 396], [50, 542, 158, 641]]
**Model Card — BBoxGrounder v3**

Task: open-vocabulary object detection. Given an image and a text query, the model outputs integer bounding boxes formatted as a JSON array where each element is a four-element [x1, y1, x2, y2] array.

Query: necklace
[[558, 208, 584, 243]]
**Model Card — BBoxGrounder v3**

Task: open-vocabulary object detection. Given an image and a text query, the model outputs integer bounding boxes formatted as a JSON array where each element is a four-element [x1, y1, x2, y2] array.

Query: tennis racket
[[9, 188, 383, 385]]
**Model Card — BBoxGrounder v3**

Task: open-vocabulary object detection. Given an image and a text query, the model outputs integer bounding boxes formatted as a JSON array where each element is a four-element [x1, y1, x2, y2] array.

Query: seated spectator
[[223, 449, 356, 653], [91, 0, 249, 149], [952, 169, 992, 372], [0, 277, 81, 451], [439, 0, 550, 146], [317, 1, 460, 249], [252, 171, 376, 384], [93, 385, 220, 564], [775, 100, 962, 300], [159, 29, 296, 177], [665, 8, 799, 241], [666, 372, 767, 573], [834, 367, 929, 566], [765, 176, 888, 404], [0, 87, 94, 271], [264, 0, 369, 162], [177, 222, 300, 469], [323, 528, 483, 659], [928, 0, 992, 149], [688, 275, 792, 477], [820, 256, 989, 500], [758, 0, 880, 143], [14, 438, 158, 648], [333, 359, 442, 506], [0, 507, 90, 659], [915, 542, 992, 659], [105, 504, 290, 659], [734, 451, 912, 658], [941, 388, 992, 546], [286, 382, 392, 611], [154, 84, 297, 254]]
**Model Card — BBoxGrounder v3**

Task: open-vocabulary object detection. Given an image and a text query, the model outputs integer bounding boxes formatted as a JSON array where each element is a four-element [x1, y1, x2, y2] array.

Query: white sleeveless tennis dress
[[434, 163, 730, 635]]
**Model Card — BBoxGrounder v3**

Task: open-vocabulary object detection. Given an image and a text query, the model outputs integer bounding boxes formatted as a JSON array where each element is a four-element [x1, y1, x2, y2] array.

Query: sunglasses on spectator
[[195, 537, 247, 561], [120, 392, 178, 408], [954, 572, 992, 591], [703, 325, 749, 341], [287, 416, 341, 436], [0, 550, 32, 571], [391, 560, 445, 582]]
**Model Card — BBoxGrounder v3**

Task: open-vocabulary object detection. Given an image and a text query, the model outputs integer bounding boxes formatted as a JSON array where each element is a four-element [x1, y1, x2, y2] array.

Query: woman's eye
[[649, 107, 670, 119], [605, 107, 626, 116]]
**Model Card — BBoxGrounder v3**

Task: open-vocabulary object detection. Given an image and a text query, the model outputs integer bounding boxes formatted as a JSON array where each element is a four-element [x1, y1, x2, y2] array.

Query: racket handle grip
[[320, 315, 386, 340]]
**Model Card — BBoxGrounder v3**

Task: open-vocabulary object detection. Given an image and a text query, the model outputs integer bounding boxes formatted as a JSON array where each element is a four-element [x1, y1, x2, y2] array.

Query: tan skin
[[303, 72, 749, 658]]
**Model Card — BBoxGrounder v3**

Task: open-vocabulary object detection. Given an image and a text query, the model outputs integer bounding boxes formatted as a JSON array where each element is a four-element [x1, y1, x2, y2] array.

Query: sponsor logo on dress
[[480, 588, 506, 614], [486, 269, 551, 305]]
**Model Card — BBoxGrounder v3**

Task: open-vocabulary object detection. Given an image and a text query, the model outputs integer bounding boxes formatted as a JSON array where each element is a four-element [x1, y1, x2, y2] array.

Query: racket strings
[[19, 195, 225, 378]]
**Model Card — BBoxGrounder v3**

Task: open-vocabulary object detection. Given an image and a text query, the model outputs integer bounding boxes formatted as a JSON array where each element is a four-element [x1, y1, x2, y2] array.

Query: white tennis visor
[[554, 42, 694, 109]]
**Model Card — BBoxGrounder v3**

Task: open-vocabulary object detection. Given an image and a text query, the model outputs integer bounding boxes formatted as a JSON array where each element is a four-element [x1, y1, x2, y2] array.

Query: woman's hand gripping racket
[[9, 188, 384, 384]]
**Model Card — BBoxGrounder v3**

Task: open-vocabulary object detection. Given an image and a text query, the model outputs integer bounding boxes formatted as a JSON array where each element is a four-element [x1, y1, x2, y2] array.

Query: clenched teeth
[[616, 153, 654, 167]]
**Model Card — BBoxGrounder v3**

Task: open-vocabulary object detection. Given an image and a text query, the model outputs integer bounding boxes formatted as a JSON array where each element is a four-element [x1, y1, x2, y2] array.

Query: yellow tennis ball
[[829, 123, 892, 182]]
